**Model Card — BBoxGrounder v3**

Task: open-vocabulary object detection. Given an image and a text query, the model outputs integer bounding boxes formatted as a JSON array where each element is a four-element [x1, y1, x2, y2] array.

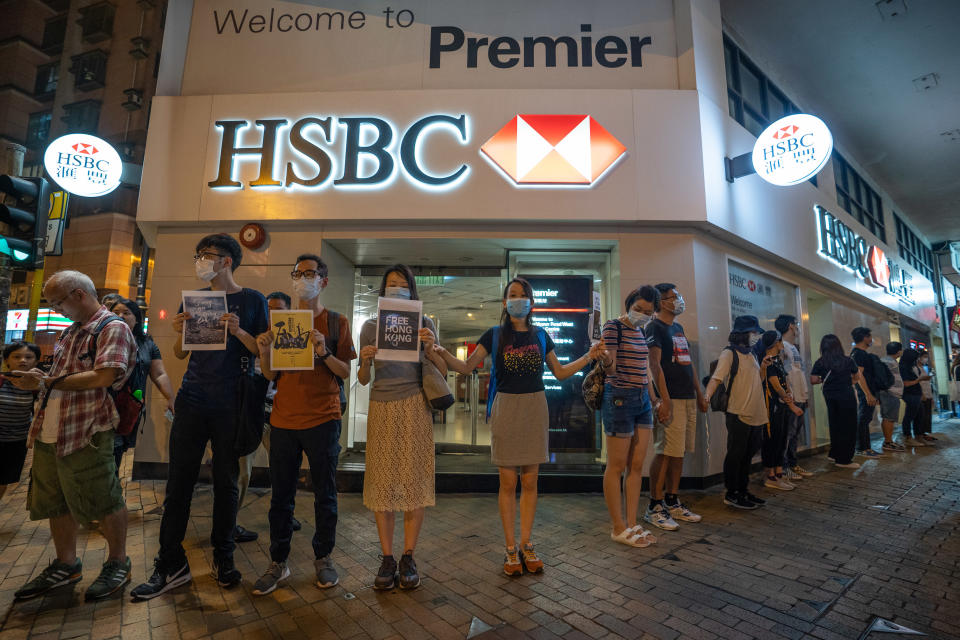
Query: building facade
[[134, 0, 942, 487]]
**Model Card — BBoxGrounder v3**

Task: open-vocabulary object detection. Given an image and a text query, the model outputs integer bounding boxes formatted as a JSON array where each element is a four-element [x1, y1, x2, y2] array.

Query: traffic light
[[0, 175, 51, 269]]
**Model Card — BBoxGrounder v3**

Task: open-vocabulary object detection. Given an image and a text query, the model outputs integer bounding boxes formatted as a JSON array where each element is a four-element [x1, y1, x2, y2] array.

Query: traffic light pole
[[24, 265, 44, 343]]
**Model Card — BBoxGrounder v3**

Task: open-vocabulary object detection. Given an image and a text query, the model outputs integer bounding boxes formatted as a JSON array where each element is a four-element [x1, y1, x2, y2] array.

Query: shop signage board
[[44, 134, 123, 197], [728, 261, 798, 330], [814, 205, 915, 305], [751, 114, 832, 186]]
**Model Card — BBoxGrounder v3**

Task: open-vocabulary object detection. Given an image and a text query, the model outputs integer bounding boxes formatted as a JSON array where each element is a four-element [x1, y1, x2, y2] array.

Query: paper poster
[[376, 297, 422, 362], [270, 309, 315, 371], [181, 290, 227, 351], [591, 291, 602, 341]]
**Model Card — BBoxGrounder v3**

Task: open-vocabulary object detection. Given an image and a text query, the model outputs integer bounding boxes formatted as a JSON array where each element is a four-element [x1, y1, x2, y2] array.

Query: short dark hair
[[378, 264, 420, 300], [625, 285, 660, 312], [110, 297, 145, 341], [3, 341, 41, 362], [654, 283, 677, 295], [266, 291, 291, 308], [775, 314, 796, 334], [886, 341, 902, 356], [728, 332, 750, 347], [196, 233, 242, 271], [295, 253, 328, 279], [851, 327, 872, 344]]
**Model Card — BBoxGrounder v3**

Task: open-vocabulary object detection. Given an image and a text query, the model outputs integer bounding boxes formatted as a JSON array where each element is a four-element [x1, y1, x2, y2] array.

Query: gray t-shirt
[[360, 315, 435, 402]]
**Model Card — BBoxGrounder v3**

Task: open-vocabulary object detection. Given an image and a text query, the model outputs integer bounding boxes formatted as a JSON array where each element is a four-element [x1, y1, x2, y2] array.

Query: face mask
[[749, 333, 761, 347], [195, 259, 217, 282], [505, 298, 531, 318], [292, 277, 321, 300], [628, 310, 652, 327], [384, 286, 411, 300], [671, 296, 686, 315]]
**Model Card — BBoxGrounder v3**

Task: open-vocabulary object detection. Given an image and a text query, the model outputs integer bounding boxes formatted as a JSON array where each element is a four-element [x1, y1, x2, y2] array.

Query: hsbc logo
[[480, 114, 626, 185], [208, 112, 627, 192], [44, 133, 122, 197]]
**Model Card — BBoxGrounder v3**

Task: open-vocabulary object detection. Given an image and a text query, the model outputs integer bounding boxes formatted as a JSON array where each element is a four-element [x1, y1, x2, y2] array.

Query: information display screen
[[522, 275, 595, 452]]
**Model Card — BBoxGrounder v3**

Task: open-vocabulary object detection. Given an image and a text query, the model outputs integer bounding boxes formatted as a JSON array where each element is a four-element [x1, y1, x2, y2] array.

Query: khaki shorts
[[28, 429, 125, 525], [654, 397, 698, 457]]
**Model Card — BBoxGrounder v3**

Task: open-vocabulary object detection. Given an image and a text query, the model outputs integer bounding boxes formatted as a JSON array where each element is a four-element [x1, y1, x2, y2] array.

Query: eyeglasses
[[291, 270, 322, 280], [194, 252, 225, 261], [49, 289, 78, 308]]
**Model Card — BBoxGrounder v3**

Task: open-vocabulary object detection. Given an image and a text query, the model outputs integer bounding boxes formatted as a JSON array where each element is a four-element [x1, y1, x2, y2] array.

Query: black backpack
[[870, 353, 895, 392], [325, 309, 347, 416], [702, 346, 740, 412], [86, 316, 145, 436]]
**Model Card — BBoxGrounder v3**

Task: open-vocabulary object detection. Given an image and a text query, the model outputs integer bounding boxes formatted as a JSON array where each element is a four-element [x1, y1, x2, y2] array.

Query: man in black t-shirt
[[850, 327, 881, 458], [643, 284, 709, 531]]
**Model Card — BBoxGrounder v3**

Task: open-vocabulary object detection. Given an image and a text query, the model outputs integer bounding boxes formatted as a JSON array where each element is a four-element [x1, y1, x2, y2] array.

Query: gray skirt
[[490, 390, 549, 467]]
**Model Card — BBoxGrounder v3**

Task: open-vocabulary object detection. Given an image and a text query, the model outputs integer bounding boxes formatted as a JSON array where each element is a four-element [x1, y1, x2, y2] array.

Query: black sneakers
[[744, 492, 766, 506], [15, 559, 82, 600], [212, 556, 242, 588], [398, 552, 420, 590], [234, 525, 259, 543], [373, 555, 397, 590], [130, 559, 192, 601], [723, 492, 758, 510]]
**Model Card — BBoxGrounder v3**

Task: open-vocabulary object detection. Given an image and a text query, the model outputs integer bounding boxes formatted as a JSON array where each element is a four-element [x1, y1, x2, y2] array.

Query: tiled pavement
[[0, 420, 958, 640]]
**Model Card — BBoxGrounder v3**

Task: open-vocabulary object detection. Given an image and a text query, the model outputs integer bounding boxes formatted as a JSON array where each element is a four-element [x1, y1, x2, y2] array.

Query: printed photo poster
[[590, 291, 602, 341], [270, 309, 314, 371], [376, 297, 423, 362], [181, 290, 228, 351]]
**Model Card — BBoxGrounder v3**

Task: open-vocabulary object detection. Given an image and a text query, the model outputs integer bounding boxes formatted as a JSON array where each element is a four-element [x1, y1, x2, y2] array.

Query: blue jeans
[[855, 388, 876, 451], [269, 420, 341, 562], [601, 384, 653, 437], [159, 394, 240, 567]]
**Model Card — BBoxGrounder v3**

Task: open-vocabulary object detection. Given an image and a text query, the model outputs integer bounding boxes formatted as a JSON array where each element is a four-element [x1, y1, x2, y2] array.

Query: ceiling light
[[875, 0, 907, 20], [912, 73, 939, 91]]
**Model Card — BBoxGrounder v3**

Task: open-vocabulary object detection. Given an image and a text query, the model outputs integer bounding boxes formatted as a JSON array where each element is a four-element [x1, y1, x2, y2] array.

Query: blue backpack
[[486, 326, 547, 419]]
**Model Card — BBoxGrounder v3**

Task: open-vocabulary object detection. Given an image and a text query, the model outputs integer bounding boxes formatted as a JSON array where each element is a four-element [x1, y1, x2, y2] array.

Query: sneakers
[[252, 561, 290, 596], [398, 552, 420, 589], [857, 449, 882, 458], [644, 504, 679, 530], [835, 461, 860, 469], [373, 555, 397, 590], [503, 547, 522, 576], [882, 441, 906, 452], [315, 555, 339, 588], [921, 434, 938, 442], [723, 492, 757, 510], [791, 466, 814, 477], [666, 501, 702, 523], [234, 525, 259, 543], [291, 517, 302, 531], [744, 493, 766, 506], [904, 437, 926, 447], [764, 475, 794, 491], [212, 556, 242, 588], [15, 558, 83, 600], [130, 559, 191, 601], [785, 469, 804, 482], [84, 557, 131, 601], [520, 544, 544, 574]]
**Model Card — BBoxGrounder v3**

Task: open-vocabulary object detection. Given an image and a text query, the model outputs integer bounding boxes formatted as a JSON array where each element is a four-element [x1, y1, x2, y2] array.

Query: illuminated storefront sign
[[752, 114, 833, 186], [208, 114, 470, 191], [5, 308, 72, 332], [481, 114, 626, 186], [44, 134, 123, 197], [815, 205, 915, 305]]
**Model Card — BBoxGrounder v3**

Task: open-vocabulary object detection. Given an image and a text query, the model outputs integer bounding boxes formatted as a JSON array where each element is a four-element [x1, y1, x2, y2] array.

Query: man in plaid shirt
[[9, 270, 136, 602]]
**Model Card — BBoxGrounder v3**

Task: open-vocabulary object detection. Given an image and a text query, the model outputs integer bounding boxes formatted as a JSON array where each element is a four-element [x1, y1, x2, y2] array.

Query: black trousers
[[826, 391, 857, 464], [902, 394, 923, 438], [761, 403, 790, 469], [158, 395, 239, 568], [855, 388, 876, 451], [723, 413, 762, 495]]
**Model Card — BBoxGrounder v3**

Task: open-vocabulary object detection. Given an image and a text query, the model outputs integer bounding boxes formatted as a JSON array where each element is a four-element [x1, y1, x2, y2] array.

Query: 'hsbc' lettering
[[208, 114, 469, 190]]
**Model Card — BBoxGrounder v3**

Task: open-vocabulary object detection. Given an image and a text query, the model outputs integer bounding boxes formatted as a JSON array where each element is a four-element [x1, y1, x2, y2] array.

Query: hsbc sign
[[207, 112, 626, 192]]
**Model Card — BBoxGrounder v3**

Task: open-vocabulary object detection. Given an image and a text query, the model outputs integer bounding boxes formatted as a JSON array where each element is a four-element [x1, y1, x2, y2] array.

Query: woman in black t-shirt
[[810, 334, 862, 467], [435, 278, 603, 577], [898, 348, 928, 445], [755, 332, 804, 490]]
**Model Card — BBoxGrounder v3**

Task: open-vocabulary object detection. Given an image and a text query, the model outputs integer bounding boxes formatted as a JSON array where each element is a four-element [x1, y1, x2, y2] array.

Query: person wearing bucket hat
[[703, 316, 769, 510]]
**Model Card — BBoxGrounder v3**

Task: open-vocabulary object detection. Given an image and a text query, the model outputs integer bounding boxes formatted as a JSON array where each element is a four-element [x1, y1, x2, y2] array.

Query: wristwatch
[[316, 349, 332, 361]]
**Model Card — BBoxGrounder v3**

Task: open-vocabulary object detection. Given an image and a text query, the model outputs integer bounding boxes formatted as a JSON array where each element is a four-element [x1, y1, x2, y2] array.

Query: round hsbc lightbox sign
[[44, 134, 123, 197], [751, 114, 833, 186]]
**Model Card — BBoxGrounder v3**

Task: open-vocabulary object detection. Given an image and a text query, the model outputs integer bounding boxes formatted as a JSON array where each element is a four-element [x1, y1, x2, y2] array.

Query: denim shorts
[[876, 390, 901, 421], [601, 384, 653, 437]]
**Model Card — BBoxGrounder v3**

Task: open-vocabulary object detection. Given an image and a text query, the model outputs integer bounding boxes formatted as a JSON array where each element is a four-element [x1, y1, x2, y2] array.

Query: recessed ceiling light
[[912, 73, 939, 91]]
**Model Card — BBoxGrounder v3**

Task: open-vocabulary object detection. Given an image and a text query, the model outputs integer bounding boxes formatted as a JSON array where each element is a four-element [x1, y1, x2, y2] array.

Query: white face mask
[[671, 296, 686, 315], [195, 259, 217, 282], [749, 332, 761, 347], [628, 310, 652, 327], [292, 277, 321, 300]]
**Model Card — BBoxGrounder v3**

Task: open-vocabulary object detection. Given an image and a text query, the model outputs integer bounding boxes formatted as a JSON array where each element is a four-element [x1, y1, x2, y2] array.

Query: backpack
[[702, 346, 740, 412], [582, 320, 622, 411], [486, 325, 547, 419], [325, 309, 348, 416], [870, 353, 894, 392], [87, 316, 144, 436]]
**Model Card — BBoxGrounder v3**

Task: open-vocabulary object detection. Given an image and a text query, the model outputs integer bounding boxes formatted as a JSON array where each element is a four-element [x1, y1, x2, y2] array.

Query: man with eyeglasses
[[131, 233, 268, 600], [10, 270, 136, 602], [250, 253, 355, 595]]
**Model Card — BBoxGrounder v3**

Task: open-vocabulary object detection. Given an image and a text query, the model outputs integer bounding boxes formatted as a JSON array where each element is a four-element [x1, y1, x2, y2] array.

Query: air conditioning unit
[[122, 88, 144, 111]]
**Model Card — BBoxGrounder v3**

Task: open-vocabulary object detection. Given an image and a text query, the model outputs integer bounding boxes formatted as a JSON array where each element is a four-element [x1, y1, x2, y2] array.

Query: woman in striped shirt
[[598, 286, 662, 547], [0, 341, 41, 500]]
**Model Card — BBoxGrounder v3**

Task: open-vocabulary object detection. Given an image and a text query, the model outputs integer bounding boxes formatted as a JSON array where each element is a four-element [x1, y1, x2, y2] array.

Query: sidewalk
[[0, 420, 958, 640]]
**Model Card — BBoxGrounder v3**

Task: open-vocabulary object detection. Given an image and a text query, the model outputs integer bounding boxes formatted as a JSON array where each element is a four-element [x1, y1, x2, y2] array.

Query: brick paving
[[0, 419, 958, 639]]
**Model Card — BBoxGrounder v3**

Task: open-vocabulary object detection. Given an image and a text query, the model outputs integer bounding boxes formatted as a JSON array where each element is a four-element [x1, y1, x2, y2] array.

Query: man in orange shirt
[[252, 254, 356, 595]]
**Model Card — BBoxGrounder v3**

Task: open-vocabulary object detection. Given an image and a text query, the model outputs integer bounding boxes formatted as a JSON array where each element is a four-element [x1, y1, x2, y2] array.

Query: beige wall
[[43, 212, 139, 296]]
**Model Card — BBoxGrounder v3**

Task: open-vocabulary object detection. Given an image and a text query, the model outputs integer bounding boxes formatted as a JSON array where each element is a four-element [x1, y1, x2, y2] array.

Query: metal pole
[[136, 235, 150, 307], [24, 265, 44, 342], [470, 370, 479, 445]]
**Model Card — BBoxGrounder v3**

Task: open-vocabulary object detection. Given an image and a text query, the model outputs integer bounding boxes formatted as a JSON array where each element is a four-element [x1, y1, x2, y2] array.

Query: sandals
[[611, 525, 656, 548]]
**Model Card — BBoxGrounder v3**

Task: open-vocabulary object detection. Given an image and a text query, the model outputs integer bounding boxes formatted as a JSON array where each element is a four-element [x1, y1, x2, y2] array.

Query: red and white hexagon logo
[[480, 115, 626, 185]]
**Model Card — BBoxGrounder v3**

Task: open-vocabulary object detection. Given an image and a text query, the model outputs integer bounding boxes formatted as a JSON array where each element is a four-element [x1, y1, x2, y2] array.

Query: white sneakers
[[763, 475, 795, 490], [644, 505, 679, 531]]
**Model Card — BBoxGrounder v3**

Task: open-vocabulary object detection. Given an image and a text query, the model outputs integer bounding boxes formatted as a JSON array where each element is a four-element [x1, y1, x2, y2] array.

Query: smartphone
[[3, 370, 24, 377]]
